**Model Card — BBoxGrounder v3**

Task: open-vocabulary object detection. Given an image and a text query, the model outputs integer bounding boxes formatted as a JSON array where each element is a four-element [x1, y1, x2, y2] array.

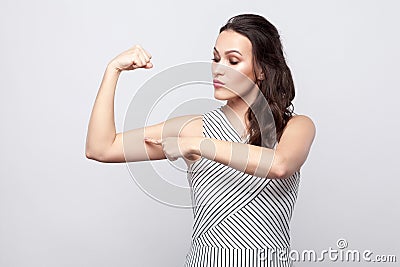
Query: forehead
[[214, 30, 252, 56]]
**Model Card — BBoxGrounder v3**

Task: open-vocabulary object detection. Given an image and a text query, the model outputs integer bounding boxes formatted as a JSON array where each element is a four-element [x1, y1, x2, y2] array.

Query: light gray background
[[1, 0, 399, 266]]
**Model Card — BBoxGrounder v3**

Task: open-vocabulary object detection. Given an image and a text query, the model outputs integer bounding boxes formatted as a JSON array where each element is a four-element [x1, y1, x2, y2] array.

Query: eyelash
[[211, 58, 239, 65]]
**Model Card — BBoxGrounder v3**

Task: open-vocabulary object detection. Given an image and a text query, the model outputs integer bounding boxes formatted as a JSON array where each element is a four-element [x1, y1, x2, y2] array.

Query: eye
[[211, 58, 239, 65]]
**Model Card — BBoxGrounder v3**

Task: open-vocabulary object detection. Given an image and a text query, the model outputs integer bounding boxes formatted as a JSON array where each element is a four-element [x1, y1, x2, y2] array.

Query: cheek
[[225, 66, 256, 94], [232, 64, 255, 81]]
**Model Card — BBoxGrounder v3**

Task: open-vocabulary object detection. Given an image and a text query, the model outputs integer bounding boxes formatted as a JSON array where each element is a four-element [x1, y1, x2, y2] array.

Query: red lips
[[213, 79, 225, 85]]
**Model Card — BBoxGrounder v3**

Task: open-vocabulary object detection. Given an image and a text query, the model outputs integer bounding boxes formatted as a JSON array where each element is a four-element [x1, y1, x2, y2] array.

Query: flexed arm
[[85, 45, 205, 163], [85, 45, 154, 162]]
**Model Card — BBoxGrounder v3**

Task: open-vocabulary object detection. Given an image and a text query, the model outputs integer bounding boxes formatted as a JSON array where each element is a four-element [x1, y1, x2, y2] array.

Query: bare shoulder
[[286, 114, 316, 131], [282, 114, 316, 140]]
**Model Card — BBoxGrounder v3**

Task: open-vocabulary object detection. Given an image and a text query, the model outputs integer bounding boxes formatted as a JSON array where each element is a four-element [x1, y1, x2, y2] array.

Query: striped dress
[[184, 106, 300, 267]]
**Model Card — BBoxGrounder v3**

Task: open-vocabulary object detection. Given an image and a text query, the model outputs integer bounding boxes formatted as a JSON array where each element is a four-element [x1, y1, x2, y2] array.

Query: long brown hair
[[219, 14, 296, 148]]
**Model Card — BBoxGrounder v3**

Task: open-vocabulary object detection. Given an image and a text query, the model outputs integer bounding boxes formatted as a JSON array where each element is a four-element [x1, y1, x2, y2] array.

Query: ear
[[255, 64, 265, 81], [258, 72, 265, 80]]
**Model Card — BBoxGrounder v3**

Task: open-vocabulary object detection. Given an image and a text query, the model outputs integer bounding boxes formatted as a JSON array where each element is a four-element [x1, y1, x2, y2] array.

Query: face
[[211, 30, 262, 104]]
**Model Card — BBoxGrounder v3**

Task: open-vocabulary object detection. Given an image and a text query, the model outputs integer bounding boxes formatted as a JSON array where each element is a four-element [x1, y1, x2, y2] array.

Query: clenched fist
[[108, 44, 153, 72]]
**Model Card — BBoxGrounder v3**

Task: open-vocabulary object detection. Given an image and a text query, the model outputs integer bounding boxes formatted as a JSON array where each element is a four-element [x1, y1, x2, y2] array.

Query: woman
[[86, 13, 315, 267]]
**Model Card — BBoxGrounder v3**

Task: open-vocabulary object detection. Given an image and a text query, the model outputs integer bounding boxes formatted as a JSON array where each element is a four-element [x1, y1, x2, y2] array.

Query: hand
[[108, 44, 153, 72], [144, 136, 198, 161]]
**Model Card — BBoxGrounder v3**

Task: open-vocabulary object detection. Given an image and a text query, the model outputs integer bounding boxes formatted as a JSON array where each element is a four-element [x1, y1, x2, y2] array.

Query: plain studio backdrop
[[1, 0, 399, 266]]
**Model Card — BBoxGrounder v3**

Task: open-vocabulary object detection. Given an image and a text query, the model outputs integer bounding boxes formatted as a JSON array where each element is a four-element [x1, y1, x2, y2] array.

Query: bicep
[[275, 115, 316, 176]]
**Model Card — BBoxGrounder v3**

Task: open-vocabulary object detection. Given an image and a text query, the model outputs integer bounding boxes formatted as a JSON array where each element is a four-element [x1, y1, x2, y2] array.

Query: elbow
[[85, 149, 96, 160], [85, 149, 98, 161], [85, 144, 95, 160], [85, 141, 95, 160], [85, 148, 106, 162], [272, 165, 289, 179], [270, 154, 290, 179], [271, 162, 298, 179]]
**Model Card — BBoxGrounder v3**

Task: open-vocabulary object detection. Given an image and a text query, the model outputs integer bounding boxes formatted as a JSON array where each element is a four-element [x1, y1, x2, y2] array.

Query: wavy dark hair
[[219, 14, 296, 148]]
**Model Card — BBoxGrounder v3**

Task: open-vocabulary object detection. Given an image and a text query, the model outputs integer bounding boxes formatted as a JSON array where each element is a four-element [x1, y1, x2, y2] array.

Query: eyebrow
[[213, 47, 243, 56]]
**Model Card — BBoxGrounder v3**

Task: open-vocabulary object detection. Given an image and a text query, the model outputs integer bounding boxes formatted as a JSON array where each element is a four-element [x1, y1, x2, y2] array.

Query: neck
[[223, 98, 251, 138], [226, 99, 248, 120], [223, 84, 259, 139], [226, 83, 259, 120]]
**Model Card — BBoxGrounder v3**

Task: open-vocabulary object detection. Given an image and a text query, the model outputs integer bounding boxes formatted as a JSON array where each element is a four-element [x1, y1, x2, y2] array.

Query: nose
[[211, 61, 226, 77]]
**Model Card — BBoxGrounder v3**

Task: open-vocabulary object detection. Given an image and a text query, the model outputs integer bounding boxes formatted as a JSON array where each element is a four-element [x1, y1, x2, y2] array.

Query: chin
[[214, 90, 237, 101]]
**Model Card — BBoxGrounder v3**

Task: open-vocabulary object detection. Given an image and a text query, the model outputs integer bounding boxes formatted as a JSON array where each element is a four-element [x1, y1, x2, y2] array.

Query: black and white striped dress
[[184, 106, 300, 267]]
